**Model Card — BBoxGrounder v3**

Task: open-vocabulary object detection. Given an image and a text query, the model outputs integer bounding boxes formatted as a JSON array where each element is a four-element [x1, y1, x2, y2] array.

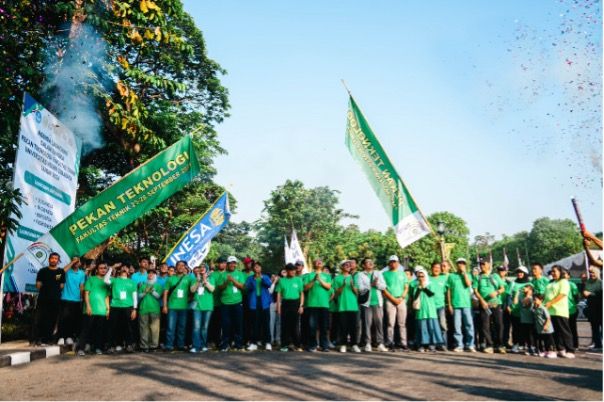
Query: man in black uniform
[[34, 252, 66, 345]]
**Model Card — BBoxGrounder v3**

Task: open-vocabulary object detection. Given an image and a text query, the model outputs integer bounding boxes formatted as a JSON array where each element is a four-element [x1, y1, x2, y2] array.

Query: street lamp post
[[437, 221, 446, 265]]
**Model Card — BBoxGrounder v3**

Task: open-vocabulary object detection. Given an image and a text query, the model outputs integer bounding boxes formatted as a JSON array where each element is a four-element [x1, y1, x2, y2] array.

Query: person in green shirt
[[208, 257, 227, 348], [303, 258, 332, 352], [544, 265, 575, 358], [334, 260, 360, 353], [162, 260, 193, 351], [531, 263, 550, 296], [509, 266, 530, 353], [412, 267, 445, 352], [495, 266, 512, 348], [138, 268, 163, 352], [473, 259, 506, 354], [382, 255, 409, 351], [80, 262, 110, 355], [429, 262, 448, 349], [562, 268, 580, 350], [447, 258, 476, 352], [189, 264, 215, 353], [216, 256, 246, 351], [105, 263, 138, 353], [276, 263, 305, 351]]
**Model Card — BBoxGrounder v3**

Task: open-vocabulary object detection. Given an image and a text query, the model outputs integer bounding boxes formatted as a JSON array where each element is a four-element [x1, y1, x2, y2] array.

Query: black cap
[[496, 265, 507, 271], [285, 263, 296, 271], [217, 257, 227, 263], [479, 258, 488, 264]]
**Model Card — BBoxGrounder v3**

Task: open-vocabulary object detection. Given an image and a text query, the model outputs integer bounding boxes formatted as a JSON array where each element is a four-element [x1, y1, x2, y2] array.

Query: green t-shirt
[[275, 276, 303, 300], [429, 274, 448, 309], [255, 277, 262, 297], [383, 269, 407, 298], [509, 281, 530, 317], [216, 270, 246, 305], [304, 272, 332, 308], [544, 279, 570, 318], [192, 275, 215, 311], [334, 274, 359, 312], [165, 274, 192, 310], [568, 280, 579, 315], [84, 276, 109, 316], [447, 272, 472, 309], [109, 277, 137, 308], [407, 279, 417, 307], [473, 273, 505, 305], [138, 283, 163, 315], [531, 276, 550, 296], [413, 283, 438, 320], [211, 271, 224, 307]]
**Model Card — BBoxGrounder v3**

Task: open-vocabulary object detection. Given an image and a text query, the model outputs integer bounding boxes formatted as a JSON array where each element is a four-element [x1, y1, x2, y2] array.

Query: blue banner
[[163, 193, 230, 267]]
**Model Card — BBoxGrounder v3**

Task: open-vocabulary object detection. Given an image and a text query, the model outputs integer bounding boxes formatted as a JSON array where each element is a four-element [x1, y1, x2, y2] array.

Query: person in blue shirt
[[57, 256, 86, 346], [245, 261, 273, 351], [131, 257, 150, 286]]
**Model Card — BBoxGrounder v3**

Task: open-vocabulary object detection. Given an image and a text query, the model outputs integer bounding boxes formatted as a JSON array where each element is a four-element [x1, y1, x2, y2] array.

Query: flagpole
[[340, 79, 436, 240]]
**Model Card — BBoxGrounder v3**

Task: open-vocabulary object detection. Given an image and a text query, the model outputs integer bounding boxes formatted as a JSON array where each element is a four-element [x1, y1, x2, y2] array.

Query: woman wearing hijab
[[413, 267, 445, 352], [509, 266, 530, 353], [544, 265, 575, 358]]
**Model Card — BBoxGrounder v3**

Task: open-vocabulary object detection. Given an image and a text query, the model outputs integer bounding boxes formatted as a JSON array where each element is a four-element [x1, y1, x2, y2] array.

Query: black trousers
[[510, 315, 521, 345], [251, 304, 271, 344], [502, 308, 511, 346], [479, 306, 503, 348], [281, 299, 301, 347], [78, 315, 107, 351], [537, 333, 555, 352], [551, 315, 575, 353], [300, 308, 310, 348], [339, 311, 358, 346], [109, 307, 135, 347], [35, 300, 61, 343], [569, 312, 579, 349], [208, 307, 221, 346], [243, 302, 252, 345], [330, 312, 340, 345], [58, 301, 82, 340], [519, 322, 535, 348]]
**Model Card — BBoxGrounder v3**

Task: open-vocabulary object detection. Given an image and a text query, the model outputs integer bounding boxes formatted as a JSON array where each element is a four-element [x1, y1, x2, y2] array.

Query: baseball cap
[[388, 255, 399, 262], [227, 256, 238, 263], [295, 260, 305, 266], [496, 265, 507, 271], [456, 258, 467, 264], [216, 257, 227, 263], [340, 260, 350, 267], [242, 257, 253, 264]]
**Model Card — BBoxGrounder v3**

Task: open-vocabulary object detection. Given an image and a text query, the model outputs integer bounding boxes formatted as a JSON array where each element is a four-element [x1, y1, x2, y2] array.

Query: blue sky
[[183, 0, 602, 239]]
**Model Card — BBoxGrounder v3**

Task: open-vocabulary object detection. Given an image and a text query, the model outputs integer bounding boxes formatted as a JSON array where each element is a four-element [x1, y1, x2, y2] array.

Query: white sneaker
[[546, 351, 558, 359], [377, 344, 388, 352], [562, 352, 575, 359], [115, 346, 123, 352], [364, 344, 372, 352], [352, 345, 361, 353], [57, 338, 65, 346], [511, 344, 519, 353], [66, 337, 74, 346], [246, 343, 258, 351], [201, 347, 208, 352], [265, 343, 272, 351], [339, 345, 346, 353]]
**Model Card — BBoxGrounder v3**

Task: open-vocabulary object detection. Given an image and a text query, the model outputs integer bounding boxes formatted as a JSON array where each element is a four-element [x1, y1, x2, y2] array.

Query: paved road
[[1, 348, 601, 400]]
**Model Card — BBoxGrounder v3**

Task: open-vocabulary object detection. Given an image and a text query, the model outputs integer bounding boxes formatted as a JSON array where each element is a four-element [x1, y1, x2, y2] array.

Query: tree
[[527, 217, 583, 264]]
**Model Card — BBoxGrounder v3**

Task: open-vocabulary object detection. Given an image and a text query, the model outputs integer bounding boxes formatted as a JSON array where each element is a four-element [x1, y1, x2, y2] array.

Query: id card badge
[[177, 289, 184, 298], [232, 286, 239, 294], [198, 286, 205, 296], [119, 291, 127, 300]]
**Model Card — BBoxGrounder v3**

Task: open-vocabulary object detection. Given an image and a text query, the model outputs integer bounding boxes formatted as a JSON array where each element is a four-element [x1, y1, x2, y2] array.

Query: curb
[[0, 345, 69, 368]]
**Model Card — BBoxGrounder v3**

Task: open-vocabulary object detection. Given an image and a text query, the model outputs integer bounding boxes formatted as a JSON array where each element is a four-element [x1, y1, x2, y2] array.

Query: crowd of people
[[30, 233, 603, 360]]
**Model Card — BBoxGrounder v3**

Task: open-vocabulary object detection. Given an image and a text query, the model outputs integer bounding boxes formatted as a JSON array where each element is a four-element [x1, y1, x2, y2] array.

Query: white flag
[[284, 236, 294, 264], [290, 230, 308, 273]]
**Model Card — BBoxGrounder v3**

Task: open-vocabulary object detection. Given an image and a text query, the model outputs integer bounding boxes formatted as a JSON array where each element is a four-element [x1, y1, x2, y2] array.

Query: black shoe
[[321, 347, 330, 352]]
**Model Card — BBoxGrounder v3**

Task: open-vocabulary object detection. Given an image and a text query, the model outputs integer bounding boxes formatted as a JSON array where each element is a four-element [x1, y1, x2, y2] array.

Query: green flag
[[24, 135, 200, 273], [345, 96, 431, 248]]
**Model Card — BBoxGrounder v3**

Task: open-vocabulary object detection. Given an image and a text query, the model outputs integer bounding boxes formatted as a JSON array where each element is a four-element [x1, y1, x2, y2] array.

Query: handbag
[[358, 273, 372, 304], [412, 289, 421, 310]]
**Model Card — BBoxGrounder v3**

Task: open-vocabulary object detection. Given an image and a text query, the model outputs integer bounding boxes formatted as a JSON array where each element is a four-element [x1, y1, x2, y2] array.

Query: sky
[[183, 0, 602, 239]]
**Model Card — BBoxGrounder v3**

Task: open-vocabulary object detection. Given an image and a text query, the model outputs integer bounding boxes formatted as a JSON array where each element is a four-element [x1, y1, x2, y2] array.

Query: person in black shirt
[[34, 252, 66, 345]]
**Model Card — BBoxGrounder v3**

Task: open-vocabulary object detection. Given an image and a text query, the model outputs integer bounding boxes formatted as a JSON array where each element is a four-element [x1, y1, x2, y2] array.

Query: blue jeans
[[166, 309, 188, 350], [192, 310, 213, 350], [220, 303, 243, 349], [307, 307, 329, 350], [453, 307, 475, 349]]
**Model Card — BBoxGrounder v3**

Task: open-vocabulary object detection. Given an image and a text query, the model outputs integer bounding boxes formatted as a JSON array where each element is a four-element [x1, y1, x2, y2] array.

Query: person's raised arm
[[103, 267, 113, 285], [317, 274, 331, 290]]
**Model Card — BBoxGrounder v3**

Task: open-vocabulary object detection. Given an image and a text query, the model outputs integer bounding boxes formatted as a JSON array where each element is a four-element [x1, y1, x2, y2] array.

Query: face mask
[[147, 277, 156, 285]]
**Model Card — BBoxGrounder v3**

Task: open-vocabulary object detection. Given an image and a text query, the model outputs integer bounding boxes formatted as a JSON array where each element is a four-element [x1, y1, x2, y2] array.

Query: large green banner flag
[[24, 135, 200, 272], [345, 96, 431, 248]]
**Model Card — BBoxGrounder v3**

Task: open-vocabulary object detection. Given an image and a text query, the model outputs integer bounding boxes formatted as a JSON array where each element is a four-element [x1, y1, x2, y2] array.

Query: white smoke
[[43, 23, 107, 154]]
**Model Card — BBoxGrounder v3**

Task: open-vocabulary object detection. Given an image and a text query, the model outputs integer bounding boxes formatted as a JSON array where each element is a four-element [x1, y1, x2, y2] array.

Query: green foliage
[[527, 217, 583, 264]]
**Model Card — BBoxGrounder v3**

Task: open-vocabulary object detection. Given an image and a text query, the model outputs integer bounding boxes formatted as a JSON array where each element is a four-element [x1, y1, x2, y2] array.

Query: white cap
[[414, 265, 425, 273], [456, 258, 467, 264], [227, 256, 238, 263], [516, 266, 529, 274], [388, 255, 399, 262], [340, 260, 350, 267]]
